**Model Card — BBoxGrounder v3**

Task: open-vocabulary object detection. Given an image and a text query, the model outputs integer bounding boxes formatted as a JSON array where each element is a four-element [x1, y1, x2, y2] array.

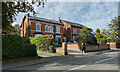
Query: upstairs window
[[45, 25, 49, 32], [50, 26, 53, 32], [36, 24, 41, 31], [73, 28, 77, 33], [56, 26, 60, 33]]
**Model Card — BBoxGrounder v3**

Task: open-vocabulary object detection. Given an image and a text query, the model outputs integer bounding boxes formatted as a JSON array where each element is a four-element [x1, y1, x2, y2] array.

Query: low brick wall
[[116, 43, 120, 48], [67, 44, 110, 52], [99, 44, 110, 50], [67, 44, 79, 48], [86, 45, 98, 51]]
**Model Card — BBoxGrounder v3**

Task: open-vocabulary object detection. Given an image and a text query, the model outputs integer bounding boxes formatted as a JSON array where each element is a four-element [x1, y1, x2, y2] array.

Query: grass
[[3, 56, 42, 65]]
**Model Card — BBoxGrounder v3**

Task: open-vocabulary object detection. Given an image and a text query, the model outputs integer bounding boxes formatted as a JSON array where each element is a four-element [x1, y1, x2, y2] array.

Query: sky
[[12, 2, 118, 32]]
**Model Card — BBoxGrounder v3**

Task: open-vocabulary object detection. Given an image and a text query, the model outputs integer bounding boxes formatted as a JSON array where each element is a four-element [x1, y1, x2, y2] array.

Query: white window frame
[[45, 25, 49, 32], [73, 28, 77, 33], [36, 23, 41, 31], [50, 26, 53, 33], [56, 26, 60, 33]]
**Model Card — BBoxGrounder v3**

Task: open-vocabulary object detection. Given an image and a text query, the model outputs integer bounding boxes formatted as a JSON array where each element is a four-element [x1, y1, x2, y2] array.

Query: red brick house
[[21, 14, 91, 43]]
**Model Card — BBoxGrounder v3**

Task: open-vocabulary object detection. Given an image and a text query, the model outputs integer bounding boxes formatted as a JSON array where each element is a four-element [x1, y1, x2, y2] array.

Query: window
[[50, 26, 53, 32], [55, 35, 61, 43], [79, 29, 81, 33], [56, 26, 60, 33], [36, 24, 41, 31], [73, 35, 78, 41], [73, 28, 77, 33], [45, 25, 49, 32]]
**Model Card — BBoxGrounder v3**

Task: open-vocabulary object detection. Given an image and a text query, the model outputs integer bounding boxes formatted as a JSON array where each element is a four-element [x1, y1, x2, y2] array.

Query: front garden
[[2, 34, 55, 64]]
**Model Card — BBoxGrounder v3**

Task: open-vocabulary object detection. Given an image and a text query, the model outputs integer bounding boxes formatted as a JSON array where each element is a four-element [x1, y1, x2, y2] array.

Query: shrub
[[100, 38, 107, 44], [2, 35, 37, 60], [86, 35, 97, 45], [115, 39, 120, 44], [107, 38, 111, 43], [30, 35, 55, 53]]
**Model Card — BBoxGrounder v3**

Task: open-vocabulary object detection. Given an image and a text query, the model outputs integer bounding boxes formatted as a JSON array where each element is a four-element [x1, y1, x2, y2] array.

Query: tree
[[108, 16, 120, 38], [80, 27, 89, 43], [95, 33, 101, 43], [2, 1, 46, 30], [95, 29, 100, 33], [13, 24, 21, 35], [110, 30, 116, 42], [101, 29, 106, 35]]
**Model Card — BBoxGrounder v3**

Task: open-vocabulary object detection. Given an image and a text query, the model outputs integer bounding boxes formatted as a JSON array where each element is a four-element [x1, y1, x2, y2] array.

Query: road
[[4, 49, 120, 72]]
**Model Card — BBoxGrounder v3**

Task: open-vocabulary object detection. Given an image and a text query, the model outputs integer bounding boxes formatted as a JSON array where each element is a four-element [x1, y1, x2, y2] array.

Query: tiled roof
[[62, 20, 85, 28], [28, 16, 64, 26]]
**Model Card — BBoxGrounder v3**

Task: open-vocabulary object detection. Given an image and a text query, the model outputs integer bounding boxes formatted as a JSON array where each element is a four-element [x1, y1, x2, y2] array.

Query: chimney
[[58, 17, 61, 23]]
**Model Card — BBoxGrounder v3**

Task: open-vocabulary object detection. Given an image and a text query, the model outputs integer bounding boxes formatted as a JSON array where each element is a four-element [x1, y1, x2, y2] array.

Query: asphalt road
[[5, 49, 120, 72]]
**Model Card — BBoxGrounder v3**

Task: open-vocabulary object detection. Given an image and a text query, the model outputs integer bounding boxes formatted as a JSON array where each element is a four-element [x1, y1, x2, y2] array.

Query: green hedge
[[2, 35, 37, 60], [30, 35, 55, 53]]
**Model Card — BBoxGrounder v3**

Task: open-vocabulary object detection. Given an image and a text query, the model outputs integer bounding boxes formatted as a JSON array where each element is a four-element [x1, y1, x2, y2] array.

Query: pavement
[[2, 48, 119, 71]]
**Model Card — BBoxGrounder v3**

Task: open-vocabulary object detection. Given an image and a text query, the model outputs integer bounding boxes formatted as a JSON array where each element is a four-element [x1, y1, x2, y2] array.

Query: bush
[[100, 38, 107, 44], [30, 35, 55, 53], [115, 39, 120, 44], [78, 35, 97, 51], [86, 35, 97, 45], [2, 35, 37, 60], [107, 38, 111, 43]]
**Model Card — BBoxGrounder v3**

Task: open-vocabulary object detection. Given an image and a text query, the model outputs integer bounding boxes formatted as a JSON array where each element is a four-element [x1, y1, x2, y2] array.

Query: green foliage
[[78, 27, 97, 51], [95, 33, 101, 43], [2, 35, 37, 60], [100, 38, 107, 44], [108, 16, 120, 38], [30, 35, 55, 53], [2, 1, 46, 30], [115, 39, 120, 44], [110, 30, 116, 42], [96, 29, 100, 33], [80, 27, 89, 43], [107, 38, 111, 43], [86, 35, 97, 45], [101, 29, 106, 35]]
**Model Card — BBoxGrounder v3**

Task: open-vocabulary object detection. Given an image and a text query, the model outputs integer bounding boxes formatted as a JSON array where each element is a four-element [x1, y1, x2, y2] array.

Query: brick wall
[[110, 43, 116, 48], [110, 43, 120, 48], [67, 44, 110, 52], [99, 44, 110, 50], [67, 44, 79, 48], [86, 45, 99, 51], [116, 43, 120, 48]]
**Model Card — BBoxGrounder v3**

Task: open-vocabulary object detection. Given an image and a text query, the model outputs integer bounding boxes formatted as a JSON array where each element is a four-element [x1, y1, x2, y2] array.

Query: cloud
[[12, 2, 118, 32]]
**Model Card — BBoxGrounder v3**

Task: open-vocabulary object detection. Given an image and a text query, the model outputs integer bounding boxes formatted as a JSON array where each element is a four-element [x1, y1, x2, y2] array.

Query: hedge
[[30, 35, 55, 53], [2, 35, 37, 60]]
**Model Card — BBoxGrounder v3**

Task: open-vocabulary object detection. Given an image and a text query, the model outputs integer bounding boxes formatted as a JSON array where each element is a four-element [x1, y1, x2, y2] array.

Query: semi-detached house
[[21, 14, 92, 43]]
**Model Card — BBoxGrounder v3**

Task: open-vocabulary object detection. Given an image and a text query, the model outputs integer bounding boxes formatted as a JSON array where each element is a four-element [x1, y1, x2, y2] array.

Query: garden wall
[[110, 43, 120, 48], [67, 44, 110, 52], [99, 44, 110, 50], [67, 44, 79, 48]]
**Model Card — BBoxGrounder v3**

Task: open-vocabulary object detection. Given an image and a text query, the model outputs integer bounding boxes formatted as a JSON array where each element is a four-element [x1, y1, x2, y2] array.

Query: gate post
[[62, 42, 68, 55]]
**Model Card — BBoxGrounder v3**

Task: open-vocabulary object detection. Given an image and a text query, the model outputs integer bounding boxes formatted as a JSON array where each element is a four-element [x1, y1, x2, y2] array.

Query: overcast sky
[[12, 2, 118, 31]]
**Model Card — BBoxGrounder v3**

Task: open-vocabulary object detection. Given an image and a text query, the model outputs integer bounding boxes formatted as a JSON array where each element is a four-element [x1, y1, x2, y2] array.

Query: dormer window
[[45, 25, 49, 32], [36, 23, 41, 31], [56, 26, 60, 33], [50, 26, 53, 32]]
